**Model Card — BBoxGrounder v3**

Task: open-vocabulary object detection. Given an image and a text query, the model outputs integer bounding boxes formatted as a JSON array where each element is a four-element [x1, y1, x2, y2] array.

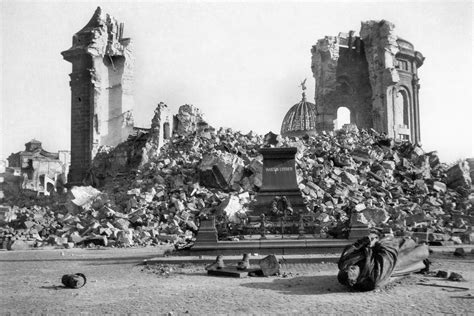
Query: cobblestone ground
[[0, 247, 473, 315]]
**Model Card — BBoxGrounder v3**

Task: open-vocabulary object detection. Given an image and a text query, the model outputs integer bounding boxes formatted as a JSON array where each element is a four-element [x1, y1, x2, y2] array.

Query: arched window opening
[[335, 107, 351, 130], [394, 89, 410, 129], [163, 122, 170, 140], [402, 92, 409, 126]]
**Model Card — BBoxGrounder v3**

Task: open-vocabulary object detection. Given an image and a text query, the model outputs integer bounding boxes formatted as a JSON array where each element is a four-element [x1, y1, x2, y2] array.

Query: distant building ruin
[[7, 140, 70, 195], [311, 20, 424, 142], [62, 7, 134, 184]]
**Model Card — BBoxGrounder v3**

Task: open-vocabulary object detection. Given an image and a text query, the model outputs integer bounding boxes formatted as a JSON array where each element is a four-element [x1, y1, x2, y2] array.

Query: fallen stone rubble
[[1, 108, 473, 250]]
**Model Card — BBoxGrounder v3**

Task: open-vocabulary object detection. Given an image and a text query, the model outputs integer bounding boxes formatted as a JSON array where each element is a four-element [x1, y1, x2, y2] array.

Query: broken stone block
[[432, 181, 447, 193], [341, 171, 358, 185], [450, 236, 463, 245], [0, 205, 12, 224], [69, 232, 84, 244], [218, 195, 245, 224], [428, 233, 450, 242], [117, 230, 134, 246], [351, 148, 373, 163], [461, 231, 474, 244], [448, 272, 465, 282], [7, 240, 33, 250], [453, 248, 466, 257], [361, 207, 389, 226], [259, 255, 280, 276], [435, 270, 448, 278], [446, 161, 471, 189], [382, 160, 396, 170], [405, 212, 432, 226], [70, 186, 102, 209], [199, 152, 244, 190], [354, 203, 366, 213]]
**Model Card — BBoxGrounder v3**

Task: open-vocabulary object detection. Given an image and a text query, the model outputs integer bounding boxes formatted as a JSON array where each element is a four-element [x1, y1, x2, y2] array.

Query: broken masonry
[[0, 113, 472, 250]]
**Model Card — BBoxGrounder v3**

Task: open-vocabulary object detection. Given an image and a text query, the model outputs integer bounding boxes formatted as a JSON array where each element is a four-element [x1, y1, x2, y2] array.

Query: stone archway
[[335, 107, 351, 130]]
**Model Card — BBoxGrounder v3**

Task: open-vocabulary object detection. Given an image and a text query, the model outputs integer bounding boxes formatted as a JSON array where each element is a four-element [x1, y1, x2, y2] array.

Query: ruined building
[[311, 20, 424, 142], [7, 140, 70, 194], [62, 7, 134, 184]]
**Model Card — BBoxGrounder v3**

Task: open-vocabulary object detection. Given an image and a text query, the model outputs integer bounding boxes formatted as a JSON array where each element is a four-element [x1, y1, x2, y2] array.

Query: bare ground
[[0, 246, 473, 315]]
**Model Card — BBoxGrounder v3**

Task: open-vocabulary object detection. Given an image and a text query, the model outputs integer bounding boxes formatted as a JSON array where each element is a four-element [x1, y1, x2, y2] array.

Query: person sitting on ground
[[337, 233, 429, 291]]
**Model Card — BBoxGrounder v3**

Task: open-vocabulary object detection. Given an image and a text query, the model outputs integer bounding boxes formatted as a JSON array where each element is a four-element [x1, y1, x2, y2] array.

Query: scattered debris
[[448, 272, 465, 282], [1, 106, 473, 250], [205, 255, 225, 271], [237, 254, 250, 270], [435, 270, 449, 278], [416, 283, 469, 291], [259, 255, 280, 276], [453, 248, 466, 257], [61, 273, 87, 289]]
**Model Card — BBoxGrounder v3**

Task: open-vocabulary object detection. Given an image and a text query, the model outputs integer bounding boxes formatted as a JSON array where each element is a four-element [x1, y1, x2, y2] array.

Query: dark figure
[[337, 235, 429, 291]]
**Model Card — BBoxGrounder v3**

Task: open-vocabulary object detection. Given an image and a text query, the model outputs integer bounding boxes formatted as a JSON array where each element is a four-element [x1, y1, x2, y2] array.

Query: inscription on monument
[[265, 167, 293, 172]]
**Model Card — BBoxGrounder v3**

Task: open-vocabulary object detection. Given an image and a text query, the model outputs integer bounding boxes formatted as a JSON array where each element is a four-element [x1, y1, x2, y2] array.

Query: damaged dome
[[280, 93, 318, 137]]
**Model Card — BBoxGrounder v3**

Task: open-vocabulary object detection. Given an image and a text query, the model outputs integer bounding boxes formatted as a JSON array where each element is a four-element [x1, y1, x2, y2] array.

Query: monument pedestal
[[254, 147, 305, 214], [195, 216, 218, 244]]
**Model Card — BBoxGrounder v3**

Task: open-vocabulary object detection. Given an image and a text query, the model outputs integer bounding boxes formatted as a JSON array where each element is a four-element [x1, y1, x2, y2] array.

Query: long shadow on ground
[[241, 274, 349, 295]]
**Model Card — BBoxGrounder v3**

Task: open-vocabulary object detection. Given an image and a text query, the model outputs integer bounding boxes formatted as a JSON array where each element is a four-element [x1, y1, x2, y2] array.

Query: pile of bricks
[[0, 107, 473, 249]]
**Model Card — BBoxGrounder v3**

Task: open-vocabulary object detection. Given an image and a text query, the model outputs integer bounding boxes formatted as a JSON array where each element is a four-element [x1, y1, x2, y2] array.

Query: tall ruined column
[[311, 36, 340, 131], [62, 7, 134, 184], [360, 20, 400, 138]]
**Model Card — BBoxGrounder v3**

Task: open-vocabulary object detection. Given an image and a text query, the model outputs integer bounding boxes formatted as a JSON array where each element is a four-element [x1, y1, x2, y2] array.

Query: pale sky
[[1, 0, 473, 163]]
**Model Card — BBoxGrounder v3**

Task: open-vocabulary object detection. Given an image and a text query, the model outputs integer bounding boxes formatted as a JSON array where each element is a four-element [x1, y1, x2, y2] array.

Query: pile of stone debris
[[1, 106, 473, 250]]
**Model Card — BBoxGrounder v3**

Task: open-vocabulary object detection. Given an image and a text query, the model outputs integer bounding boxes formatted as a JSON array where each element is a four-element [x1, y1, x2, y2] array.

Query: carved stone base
[[195, 217, 218, 244]]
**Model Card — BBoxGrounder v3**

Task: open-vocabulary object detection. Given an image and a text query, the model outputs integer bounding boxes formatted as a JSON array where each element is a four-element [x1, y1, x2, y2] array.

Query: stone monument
[[254, 147, 305, 214]]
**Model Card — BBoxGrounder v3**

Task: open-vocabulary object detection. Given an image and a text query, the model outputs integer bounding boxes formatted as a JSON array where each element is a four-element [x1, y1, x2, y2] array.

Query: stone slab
[[207, 266, 261, 278]]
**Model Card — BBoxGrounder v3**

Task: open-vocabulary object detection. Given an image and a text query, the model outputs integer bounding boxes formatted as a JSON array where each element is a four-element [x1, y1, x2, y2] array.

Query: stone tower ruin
[[311, 20, 424, 142], [62, 7, 134, 184]]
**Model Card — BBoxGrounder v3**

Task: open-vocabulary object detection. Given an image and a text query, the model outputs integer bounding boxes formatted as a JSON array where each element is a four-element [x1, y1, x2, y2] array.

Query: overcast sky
[[1, 0, 472, 163]]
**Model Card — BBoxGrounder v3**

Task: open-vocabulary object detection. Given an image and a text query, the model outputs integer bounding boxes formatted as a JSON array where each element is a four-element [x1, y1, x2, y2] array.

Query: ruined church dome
[[281, 93, 318, 137]]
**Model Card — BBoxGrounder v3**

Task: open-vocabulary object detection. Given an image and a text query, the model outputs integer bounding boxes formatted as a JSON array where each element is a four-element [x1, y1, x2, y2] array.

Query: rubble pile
[[0, 113, 473, 249], [293, 127, 473, 241]]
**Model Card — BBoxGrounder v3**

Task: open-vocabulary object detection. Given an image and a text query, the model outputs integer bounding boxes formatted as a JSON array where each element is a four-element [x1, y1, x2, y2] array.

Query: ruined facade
[[311, 20, 424, 142], [62, 7, 134, 184], [7, 140, 70, 194]]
